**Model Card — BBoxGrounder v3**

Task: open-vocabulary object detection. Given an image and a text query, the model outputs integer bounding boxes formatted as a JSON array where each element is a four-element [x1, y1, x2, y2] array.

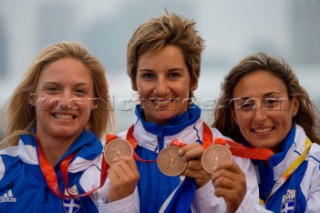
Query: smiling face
[[134, 45, 194, 125], [32, 57, 94, 141], [232, 70, 299, 152]]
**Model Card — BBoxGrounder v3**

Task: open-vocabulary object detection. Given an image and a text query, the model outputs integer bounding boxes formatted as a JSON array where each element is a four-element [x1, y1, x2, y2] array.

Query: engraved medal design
[[157, 146, 187, 176], [202, 144, 232, 174], [104, 138, 133, 165]]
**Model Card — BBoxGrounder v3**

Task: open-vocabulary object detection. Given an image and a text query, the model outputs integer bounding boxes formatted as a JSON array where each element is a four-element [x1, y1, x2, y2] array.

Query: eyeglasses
[[230, 97, 288, 111]]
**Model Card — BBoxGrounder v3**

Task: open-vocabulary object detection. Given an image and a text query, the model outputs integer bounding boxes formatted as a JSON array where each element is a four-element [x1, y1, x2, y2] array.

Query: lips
[[151, 98, 176, 109], [252, 127, 273, 133], [52, 112, 76, 120]]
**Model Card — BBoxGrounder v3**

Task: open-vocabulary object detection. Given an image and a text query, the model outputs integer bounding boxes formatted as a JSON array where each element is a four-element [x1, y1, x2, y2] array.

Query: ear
[[291, 96, 300, 117], [231, 109, 239, 125], [191, 82, 198, 91], [131, 81, 137, 91], [91, 98, 99, 110], [29, 93, 36, 106]]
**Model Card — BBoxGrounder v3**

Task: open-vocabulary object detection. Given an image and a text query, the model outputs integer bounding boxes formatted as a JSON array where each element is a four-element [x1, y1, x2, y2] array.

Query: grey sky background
[[1, 0, 319, 132]]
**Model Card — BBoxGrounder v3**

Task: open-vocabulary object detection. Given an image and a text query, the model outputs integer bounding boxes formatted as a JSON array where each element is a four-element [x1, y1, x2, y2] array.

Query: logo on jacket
[[63, 185, 81, 213], [280, 189, 295, 213], [0, 189, 17, 203]]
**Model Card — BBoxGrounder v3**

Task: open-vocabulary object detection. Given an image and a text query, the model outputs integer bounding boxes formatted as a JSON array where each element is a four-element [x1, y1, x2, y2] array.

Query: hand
[[211, 161, 246, 213], [107, 156, 139, 202], [179, 142, 211, 188]]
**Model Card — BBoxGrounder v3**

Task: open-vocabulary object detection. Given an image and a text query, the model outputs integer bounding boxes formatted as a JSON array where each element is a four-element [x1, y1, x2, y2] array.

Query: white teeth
[[54, 113, 73, 120], [254, 128, 272, 133], [155, 99, 170, 105]]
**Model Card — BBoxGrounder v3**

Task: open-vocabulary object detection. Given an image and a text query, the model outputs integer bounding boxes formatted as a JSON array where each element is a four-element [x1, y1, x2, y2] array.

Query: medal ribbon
[[263, 137, 312, 203], [122, 124, 212, 162], [36, 134, 109, 199], [203, 123, 274, 160], [125, 125, 157, 162], [120, 123, 273, 162]]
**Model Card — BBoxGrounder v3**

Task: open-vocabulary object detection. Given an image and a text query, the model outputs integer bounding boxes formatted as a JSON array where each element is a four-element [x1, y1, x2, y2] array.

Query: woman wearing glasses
[[213, 52, 320, 212]]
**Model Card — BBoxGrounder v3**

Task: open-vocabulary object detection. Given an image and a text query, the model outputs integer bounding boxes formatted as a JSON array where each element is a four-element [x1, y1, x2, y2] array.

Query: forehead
[[38, 57, 93, 84], [233, 70, 288, 97], [137, 45, 186, 69]]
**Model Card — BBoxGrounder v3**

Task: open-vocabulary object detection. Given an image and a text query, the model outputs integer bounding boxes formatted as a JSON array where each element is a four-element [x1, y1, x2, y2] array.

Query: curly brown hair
[[212, 52, 320, 144]]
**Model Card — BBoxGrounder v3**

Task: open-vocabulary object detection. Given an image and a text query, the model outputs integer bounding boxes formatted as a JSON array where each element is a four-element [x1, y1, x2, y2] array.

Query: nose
[[252, 106, 268, 122], [55, 91, 76, 110], [154, 78, 168, 97]]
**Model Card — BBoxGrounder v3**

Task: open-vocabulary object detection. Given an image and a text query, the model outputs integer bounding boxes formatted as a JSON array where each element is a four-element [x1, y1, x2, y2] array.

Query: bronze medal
[[201, 144, 232, 174], [157, 146, 187, 176], [104, 138, 133, 165]]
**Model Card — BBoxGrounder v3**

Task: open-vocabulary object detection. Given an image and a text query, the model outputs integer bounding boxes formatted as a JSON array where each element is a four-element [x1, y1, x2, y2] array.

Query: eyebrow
[[42, 82, 90, 86], [138, 69, 153, 72], [235, 92, 283, 99], [138, 67, 185, 72], [263, 92, 283, 97]]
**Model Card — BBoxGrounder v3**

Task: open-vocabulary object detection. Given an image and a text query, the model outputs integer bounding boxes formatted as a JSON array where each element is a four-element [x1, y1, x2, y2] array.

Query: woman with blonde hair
[[0, 41, 139, 212]]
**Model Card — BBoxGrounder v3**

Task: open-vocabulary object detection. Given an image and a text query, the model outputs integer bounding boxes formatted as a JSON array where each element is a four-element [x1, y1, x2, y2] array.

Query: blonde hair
[[127, 10, 205, 97], [213, 52, 320, 143], [1, 41, 114, 148]]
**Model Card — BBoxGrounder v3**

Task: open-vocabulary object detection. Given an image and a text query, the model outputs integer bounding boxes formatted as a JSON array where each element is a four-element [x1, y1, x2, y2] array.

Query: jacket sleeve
[[0, 156, 5, 181], [191, 156, 272, 213], [98, 187, 139, 213], [233, 156, 272, 213], [302, 143, 320, 213], [80, 155, 139, 213]]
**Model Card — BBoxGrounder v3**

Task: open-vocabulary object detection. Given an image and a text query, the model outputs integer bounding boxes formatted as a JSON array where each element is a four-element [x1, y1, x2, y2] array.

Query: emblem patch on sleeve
[[280, 189, 296, 213]]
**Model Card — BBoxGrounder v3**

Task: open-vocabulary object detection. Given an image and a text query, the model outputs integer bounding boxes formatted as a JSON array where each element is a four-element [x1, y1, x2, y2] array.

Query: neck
[[271, 145, 282, 153], [37, 134, 75, 166]]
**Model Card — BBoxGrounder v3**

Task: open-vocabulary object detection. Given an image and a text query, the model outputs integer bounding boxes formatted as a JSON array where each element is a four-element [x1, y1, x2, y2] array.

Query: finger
[[216, 160, 242, 174], [211, 161, 242, 181], [183, 160, 209, 177], [179, 144, 204, 160], [185, 159, 203, 171], [178, 142, 201, 155], [212, 175, 239, 190], [214, 187, 242, 200], [108, 167, 119, 181], [183, 166, 209, 179], [125, 157, 139, 172], [214, 182, 246, 205], [211, 167, 243, 185], [111, 158, 137, 178]]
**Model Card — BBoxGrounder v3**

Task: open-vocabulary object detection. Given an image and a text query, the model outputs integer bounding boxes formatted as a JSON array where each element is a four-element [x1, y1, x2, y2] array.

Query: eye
[[168, 72, 181, 79], [44, 86, 59, 94], [240, 99, 257, 111], [75, 89, 87, 95], [141, 72, 156, 80], [232, 98, 257, 111], [264, 98, 281, 108]]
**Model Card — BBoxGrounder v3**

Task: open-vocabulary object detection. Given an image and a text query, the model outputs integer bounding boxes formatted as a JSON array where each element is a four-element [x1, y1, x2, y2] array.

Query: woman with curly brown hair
[[213, 52, 320, 212]]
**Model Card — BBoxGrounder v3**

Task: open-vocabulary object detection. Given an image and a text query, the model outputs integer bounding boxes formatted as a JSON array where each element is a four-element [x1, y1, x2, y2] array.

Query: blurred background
[[0, 0, 319, 136]]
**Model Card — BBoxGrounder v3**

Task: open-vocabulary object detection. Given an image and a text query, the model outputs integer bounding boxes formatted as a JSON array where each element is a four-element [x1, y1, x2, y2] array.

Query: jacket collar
[[19, 130, 102, 169], [134, 103, 201, 136]]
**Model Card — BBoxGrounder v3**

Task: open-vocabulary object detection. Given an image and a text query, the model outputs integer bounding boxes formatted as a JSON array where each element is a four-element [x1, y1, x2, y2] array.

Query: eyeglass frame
[[229, 97, 290, 112]]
